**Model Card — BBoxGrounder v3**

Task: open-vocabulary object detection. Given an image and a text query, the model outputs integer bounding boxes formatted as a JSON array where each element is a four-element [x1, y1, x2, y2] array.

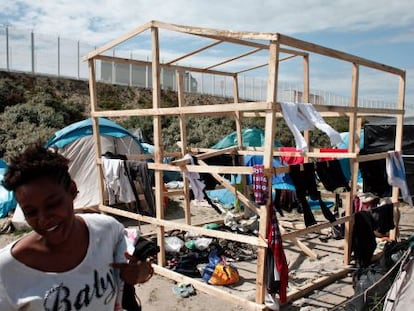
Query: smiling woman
[[0, 143, 154, 311]]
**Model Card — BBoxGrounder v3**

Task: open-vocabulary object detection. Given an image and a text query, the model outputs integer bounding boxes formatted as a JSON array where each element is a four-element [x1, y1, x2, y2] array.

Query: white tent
[[46, 118, 145, 209]]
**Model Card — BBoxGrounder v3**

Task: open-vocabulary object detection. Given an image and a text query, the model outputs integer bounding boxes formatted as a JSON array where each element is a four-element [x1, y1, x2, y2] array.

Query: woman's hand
[[112, 252, 154, 285]]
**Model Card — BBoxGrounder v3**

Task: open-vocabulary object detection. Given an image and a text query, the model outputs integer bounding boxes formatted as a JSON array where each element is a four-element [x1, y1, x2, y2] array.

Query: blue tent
[[0, 159, 17, 218], [206, 130, 293, 208], [337, 130, 364, 183]]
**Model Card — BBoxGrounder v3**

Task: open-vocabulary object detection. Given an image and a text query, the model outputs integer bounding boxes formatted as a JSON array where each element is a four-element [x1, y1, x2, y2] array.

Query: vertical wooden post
[[256, 40, 279, 304], [303, 54, 310, 157], [177, 70, 191, 224], [302, 54, 310, 102], [389, 72, 406, 240], [233, 75, 245, 214], [233, 75, 243, 148], [151, 26, 166, 266], [88, 59, 105, 210], [344, 63, 360, 265]]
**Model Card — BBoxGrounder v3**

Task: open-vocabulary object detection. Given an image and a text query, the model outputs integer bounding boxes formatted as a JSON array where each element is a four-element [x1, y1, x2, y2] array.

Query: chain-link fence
[[0, 25, 399, 109]]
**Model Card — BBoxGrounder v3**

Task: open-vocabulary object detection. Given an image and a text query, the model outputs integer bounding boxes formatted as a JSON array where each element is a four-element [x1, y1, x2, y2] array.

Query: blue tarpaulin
[[0, 159, 17, 218]]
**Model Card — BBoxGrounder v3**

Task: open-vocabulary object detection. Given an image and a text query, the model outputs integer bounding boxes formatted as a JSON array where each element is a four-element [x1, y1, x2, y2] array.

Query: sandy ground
[[1, 199, 414, 311]]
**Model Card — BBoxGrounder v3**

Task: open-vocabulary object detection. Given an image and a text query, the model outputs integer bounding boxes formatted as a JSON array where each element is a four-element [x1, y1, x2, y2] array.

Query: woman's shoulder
[[0, 241, 19, 270], [77, 213, 124, 232]]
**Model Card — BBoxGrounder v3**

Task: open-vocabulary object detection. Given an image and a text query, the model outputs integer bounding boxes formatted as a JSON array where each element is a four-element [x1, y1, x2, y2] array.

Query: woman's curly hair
[[2, 143, 72, 192]]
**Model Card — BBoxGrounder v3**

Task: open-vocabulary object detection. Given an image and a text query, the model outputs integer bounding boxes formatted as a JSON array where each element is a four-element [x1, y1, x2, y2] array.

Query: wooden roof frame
[[84, 20, 404, 76], [85, 20, 407, 310]]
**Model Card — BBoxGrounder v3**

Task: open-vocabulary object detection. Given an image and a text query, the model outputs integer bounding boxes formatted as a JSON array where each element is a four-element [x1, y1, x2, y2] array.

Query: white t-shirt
[[0, 213, 127, 311]]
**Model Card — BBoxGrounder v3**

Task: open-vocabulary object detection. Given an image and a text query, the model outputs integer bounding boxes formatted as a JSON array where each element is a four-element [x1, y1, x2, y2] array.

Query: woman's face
[[14, 177, 77, 246]]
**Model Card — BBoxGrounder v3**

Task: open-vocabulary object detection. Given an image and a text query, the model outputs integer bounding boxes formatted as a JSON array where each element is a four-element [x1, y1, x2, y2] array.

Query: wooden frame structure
[[83, 21, 406, 310]]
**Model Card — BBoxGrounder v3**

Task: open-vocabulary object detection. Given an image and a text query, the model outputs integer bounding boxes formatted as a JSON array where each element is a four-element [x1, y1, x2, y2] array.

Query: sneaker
[[172, 283, 195, 298]]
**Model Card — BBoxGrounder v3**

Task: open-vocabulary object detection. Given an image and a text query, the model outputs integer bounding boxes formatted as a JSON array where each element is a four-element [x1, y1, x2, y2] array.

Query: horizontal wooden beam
[[153, 20, 279, 44], [357, 151, 389, 162], [282, 216, 352, 240], [165, 39, 223, 65], [278, 33, 405, 76], [99, 204, 268, 247], [235, 54, 299, 74], [83, 21, 152, 60], [286, 267, 351, 303], [148, 162, 254, 174], [195, 146, 238, 160], [204, 47, 264, 70], [91, 101, 273, 117], [94, 54, 235, 77]]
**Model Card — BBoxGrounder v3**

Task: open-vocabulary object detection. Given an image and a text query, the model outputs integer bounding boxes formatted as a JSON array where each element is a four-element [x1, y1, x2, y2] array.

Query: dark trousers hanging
[[316, 159, 350, 192], [289, 163, 317, 227], [289, 163, 338, 227]]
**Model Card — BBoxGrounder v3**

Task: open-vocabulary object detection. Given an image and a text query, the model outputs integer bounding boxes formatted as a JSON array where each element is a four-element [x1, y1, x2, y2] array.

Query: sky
[[1, 0, 414, 113]]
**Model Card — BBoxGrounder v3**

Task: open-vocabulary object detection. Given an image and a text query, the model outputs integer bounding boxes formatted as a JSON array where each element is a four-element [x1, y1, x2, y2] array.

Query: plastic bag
[[165, 236, 184, 253], [202, 249, 239, 285]]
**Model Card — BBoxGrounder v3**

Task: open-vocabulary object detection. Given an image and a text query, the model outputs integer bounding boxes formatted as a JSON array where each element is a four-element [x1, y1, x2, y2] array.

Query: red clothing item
[[318, 148, 348, 161], [279, 147, 304, 165], [266, 203, 289, 303], [253, 164, 268, 204]]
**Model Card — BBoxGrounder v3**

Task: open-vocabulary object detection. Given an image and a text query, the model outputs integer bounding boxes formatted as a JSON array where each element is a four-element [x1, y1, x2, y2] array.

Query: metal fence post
[[146, 56, 149, 88], [57, 36, 60, 76], [129, 51, 133, 86], [112, 49, 116, 84], [77, 40, 80, 79], [31, 31, 35, 74], [6, 26, 9, 71], [243, 76, 247, 100]]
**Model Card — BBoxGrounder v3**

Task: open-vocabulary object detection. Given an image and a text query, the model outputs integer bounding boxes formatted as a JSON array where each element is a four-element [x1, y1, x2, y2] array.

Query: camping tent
[[46, 117, 145, 209], [337, 130, 364, 183], [206, 129, 292, 208], [0, 159, 17, 218], [211, 127, 281, 149]]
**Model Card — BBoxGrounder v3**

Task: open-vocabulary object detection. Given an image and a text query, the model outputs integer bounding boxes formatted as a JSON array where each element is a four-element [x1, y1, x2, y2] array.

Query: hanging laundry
[[353, 192, 379, 213], [289, 163, 339, 226], [126, 160, 156, 216], [244, 155, 295, 191], [386, 151, 413, 207], [352, 211, 377, 267], [316, 159, 350, 192], [279, 147, 304, 165], [183, 154, 206, 201], [288, 163, 317, 226], [102, 158, 136, 204], [252, 164, 268, 204], [318, 148, 348, 161], [371, 203, 395, 235], [298, 103, 343, 146], [279, 102, 343, 152], [265, 202, 289, 304]]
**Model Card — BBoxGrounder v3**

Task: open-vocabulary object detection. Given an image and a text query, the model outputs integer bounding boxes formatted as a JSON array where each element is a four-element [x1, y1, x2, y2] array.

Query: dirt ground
[[1, 199, 413, 311]]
